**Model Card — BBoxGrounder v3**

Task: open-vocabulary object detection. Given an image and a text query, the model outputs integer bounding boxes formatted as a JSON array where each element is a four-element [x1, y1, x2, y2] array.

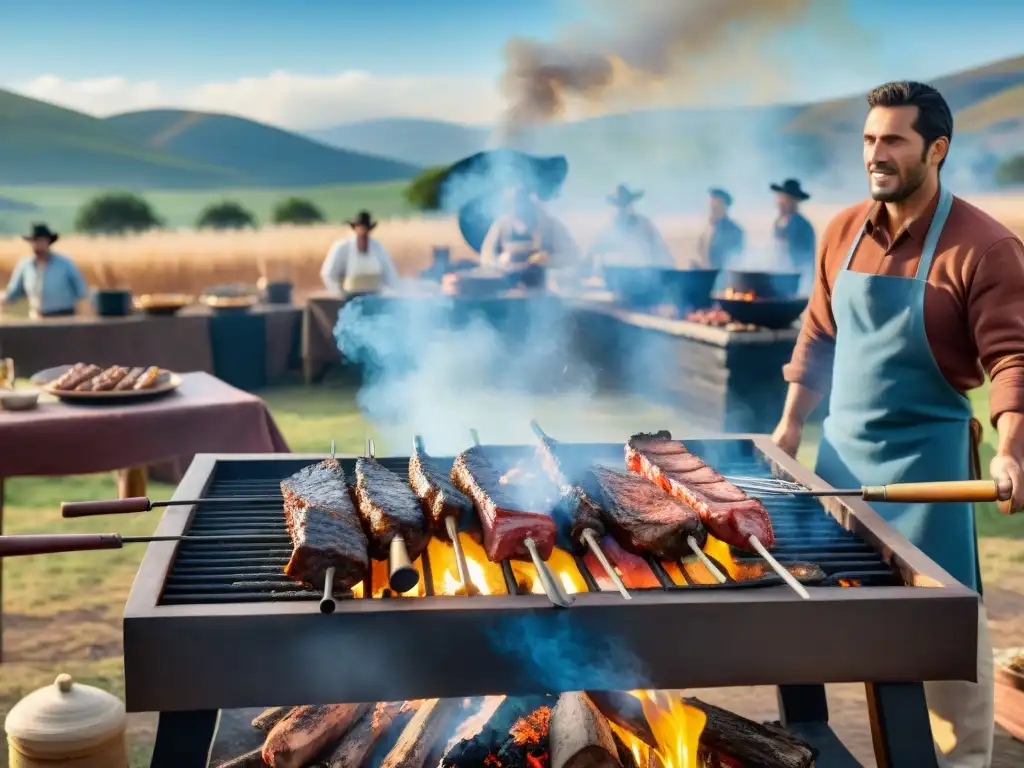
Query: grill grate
[[159, 449, 900, 606]]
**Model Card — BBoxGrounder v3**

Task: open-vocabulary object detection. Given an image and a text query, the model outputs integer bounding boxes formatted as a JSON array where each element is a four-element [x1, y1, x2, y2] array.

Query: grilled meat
[[582, 534, 661, 589], [114, 367, 146, 391], [626, 431, 775, 549], [354, 458, 430, 561], [451, 446, 558, 561], [51, 363, 87, 390], [280, 459, 369, 590], [76, 365, 118, 391], [57, 364, 101, 391], [532, 436, 606, 552], [134, 366, 162, 390], [590, 465, 707, 558], [408, 443, 473, 534]]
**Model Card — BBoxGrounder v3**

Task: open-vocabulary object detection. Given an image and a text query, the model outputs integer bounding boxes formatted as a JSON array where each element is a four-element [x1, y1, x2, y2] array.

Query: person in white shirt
[[320, 211, 399, 294]]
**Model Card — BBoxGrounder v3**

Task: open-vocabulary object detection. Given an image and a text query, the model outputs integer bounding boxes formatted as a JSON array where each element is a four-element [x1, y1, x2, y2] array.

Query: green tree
[[271, 197, 325, 225], [403, 165, 450, 211], [995, 155, 1024, 187], [74, 192, 161, 234], [196, 201, 257, 230]]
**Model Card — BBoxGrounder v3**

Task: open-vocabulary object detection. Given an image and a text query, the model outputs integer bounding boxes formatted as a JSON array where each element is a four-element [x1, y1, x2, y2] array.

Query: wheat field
[[0, 196, 1021, 298]]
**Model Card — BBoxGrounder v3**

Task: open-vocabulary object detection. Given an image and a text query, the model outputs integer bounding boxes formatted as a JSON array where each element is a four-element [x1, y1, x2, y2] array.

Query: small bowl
[[0, 388, 40, 411]]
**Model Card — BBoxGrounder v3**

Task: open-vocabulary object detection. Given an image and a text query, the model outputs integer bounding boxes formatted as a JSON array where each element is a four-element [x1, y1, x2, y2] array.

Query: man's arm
[[966, 236, 1024, 511], [2, 260, 26, 305], [66, 258, 89, 302], [479, 221, 502, 267], [320, 241, 347, 292]]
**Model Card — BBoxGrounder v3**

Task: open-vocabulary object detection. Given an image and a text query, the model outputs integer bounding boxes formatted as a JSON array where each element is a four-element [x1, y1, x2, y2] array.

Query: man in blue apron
[[773, 81, 1024, 768]]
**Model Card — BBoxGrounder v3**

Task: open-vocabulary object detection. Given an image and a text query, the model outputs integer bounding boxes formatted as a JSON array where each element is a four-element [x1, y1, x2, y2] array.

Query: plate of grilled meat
[[32, 363, 180, 403]]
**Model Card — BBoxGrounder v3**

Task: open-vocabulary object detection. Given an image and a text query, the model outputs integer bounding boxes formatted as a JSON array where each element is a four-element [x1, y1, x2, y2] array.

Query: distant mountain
[[106, 110, 421, 187], [308, 118, 490, 168], [0, 89, 239, 187]]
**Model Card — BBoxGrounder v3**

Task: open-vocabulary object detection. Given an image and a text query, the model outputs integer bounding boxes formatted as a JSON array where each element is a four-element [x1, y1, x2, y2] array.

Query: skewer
[[748, 536, 810, 599], [365, 438, 420, 594], [61, 496, 277, 518], [527, 420, 630, 601], [413, 435, 476, 596], [0, 534, 284, 558], [318, 440, 339, 614], [686, 535, 727, 583], [470, 428, 573, 609]]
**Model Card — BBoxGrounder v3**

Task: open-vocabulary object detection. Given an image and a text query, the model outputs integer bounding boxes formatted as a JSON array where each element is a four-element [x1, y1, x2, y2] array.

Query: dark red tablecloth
[[0, 372, 289, 477]]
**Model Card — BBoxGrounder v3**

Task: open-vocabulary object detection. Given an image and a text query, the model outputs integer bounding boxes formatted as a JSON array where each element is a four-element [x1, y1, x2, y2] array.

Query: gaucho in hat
[[320, 210, 400, 295], [770, 178, 816, 274], [587, 184, 673, 271], [1, 223, 88, 318]]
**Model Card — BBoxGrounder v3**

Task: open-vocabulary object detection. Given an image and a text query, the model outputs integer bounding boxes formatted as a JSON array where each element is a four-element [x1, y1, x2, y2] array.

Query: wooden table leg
[[117, 466, 148, 499]]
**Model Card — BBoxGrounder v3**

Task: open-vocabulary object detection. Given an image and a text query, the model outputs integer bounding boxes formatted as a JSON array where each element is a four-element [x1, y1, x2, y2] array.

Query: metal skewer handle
[[749, 536, 810, 600], [0, 534, 283, 558], [524, 537, 574, 609], [365, 437, 420, 594], [686, 536, 727, 584], [61, 496, 272, 518], [734, 478, 1006, 503], [581, 529, 631, 599], [320, 566, 337, 614], [445, 515, 477, 596]]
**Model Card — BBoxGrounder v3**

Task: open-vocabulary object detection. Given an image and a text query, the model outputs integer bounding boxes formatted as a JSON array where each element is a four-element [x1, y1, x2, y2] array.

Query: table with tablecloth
[[0, 371, 289, 661], [0, 304, 302, 391]]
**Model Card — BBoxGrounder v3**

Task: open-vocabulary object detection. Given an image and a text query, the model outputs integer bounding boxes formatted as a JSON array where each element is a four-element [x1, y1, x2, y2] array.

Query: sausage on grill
[[408, 442, 473, 534], [58, 364, 102, 391], [450, 446, 558, 562], [114, 367, 146, 391], [625, 431, 775, 549], [354, 458, 430, 561], [590, 465, 707, 559], [133, 366, 162, 390], [51, 363, 87, 390], [280, 459, 369, 590]]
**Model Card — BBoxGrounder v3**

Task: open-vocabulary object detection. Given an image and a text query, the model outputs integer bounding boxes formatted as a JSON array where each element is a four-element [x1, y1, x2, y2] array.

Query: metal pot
[[661, 268, 720, 310], [716, 296, 808, 329], [263, 281, 293, 305], [91, 290, 133, 317], [724, 270, 801, 299]]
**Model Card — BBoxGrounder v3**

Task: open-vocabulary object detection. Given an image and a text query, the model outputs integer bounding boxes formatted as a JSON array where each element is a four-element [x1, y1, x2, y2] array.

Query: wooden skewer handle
[[862, 480, 1002, 503], [61, 497, 152, 518], [0, 534, 123, 557]]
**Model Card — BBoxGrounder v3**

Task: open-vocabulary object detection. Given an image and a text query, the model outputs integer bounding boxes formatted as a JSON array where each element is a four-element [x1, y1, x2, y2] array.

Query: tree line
[[73, 193, 327, 234]]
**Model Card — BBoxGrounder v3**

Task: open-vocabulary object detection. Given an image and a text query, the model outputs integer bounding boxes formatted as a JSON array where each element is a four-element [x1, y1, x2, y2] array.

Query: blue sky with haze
[[1, 0, 1021, 129]]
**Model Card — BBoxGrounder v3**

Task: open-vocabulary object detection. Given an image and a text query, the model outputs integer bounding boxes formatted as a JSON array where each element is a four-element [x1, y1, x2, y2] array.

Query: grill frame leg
[[865, 682, 939, 768], [150, 709, 219, 768], [777, 684, 829, 724]]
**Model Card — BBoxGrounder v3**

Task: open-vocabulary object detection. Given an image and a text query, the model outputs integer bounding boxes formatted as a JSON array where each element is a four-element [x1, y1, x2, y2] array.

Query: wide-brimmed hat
[[348, 211, 377, 229], [23, 223, 58, 244], [708, 188, 733, 206], [607, 184, 644, 207], [770, 179, 810, 201]]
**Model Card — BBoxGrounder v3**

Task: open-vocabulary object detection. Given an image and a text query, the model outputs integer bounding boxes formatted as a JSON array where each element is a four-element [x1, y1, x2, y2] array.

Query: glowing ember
[[838, 578, 862, 587], [636, 691, 707, 768], [721, 287, 757, 301], [510, 706, 551, 744], [431, 533, 508, 596], [515, 547, 588, 595]]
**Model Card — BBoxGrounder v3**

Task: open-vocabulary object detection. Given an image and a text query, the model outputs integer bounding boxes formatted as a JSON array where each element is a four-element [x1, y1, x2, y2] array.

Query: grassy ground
[[0, 382, 1021, 766], [0, 181, 409, 234]]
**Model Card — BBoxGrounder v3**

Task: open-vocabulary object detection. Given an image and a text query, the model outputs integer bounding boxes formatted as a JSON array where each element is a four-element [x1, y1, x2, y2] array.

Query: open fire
[[217, 690, 816, 767]]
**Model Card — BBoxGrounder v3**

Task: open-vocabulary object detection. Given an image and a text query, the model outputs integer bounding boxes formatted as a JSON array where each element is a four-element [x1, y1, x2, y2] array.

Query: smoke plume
[[497, 0, 847, 138]]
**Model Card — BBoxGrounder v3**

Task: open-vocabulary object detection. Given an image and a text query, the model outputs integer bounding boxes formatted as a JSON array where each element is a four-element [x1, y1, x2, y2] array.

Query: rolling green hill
[[105, 110, 421, 186]]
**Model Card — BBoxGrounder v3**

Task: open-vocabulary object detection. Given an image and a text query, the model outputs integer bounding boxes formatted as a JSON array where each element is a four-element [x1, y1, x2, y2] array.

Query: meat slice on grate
[[589, 465, 707, 559], [451, 446, 558, 562], [408, 443, 473, 533], [625, 431, 775, 549], [280, 459, 369, 590], [354, 458, 430, 561]]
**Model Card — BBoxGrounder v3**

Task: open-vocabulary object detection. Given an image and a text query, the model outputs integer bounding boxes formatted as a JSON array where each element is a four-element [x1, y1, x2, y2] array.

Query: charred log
[[379, 697, 468, 768], [252, 707, 294, 732], [683, 698, 815, 768], [586, 691, 656, 747], [440, 695, 555, 766], [549, 692, 621, 768], [324, 701, 416, 768], [216, 747, 268, 767], [262, 703, 370, 768], [493, 704, 552, 768], [612, 732, 640, 768]]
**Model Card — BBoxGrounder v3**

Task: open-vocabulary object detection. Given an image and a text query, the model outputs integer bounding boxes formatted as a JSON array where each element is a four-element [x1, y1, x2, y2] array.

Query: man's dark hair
[[866, 81, 953, 170]]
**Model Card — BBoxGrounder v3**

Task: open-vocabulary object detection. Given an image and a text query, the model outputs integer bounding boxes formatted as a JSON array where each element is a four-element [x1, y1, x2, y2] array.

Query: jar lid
[[5, 674, 126, 751]]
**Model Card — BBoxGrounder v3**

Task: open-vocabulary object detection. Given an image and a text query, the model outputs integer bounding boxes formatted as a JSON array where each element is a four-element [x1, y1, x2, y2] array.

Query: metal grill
[[159, 442, 899, 606]]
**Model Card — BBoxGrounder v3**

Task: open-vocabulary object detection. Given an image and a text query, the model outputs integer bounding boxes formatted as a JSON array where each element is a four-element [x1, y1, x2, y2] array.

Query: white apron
[[342, 248, 384, 293]]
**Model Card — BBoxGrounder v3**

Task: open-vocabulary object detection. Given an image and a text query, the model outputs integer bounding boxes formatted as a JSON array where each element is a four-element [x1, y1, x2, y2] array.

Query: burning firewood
[[215, 747, 269, 768], [440, 695, 554, 767], [684, 698, 815, 768], [586, 691, 657, 747], [549, 692, 621, 768], [252, 707, 294, 732], [262, 703, 371, 768], [324, 701, 418, 768], [379, 697, 468, 768]]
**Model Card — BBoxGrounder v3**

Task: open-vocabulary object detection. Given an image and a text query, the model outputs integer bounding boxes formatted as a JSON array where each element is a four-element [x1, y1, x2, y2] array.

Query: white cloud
[[9, 70, 504, 129]]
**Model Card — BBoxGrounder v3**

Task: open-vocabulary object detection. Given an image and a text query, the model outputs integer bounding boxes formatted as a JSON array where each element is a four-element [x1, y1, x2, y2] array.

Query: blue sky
[[1, 0, 1021, 128]]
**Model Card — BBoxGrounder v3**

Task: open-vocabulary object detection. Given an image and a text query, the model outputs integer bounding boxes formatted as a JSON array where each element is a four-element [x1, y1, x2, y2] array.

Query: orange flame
[[722, 287, 757, 302], [633, 691, 706, 768], [513, 546, 589, 595]]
